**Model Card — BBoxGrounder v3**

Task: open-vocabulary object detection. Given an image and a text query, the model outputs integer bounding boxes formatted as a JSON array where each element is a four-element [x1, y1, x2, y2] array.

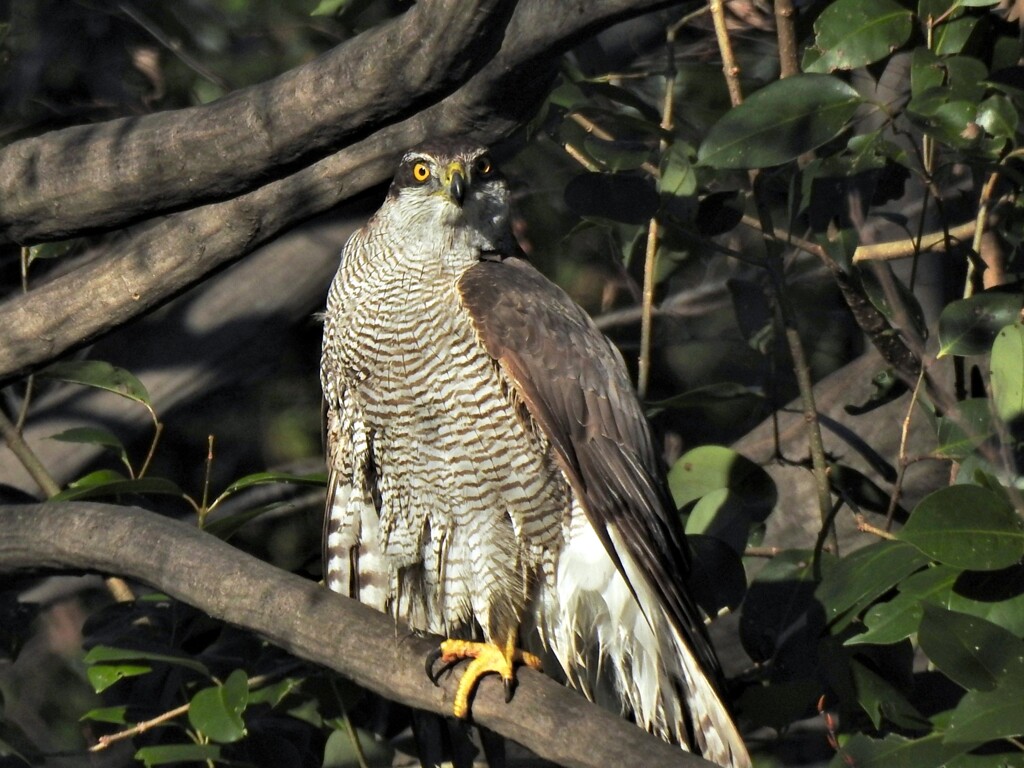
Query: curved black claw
[[503, 675, 516, 703], [425, 647, 444, 685], [425, 647, 461, 686]]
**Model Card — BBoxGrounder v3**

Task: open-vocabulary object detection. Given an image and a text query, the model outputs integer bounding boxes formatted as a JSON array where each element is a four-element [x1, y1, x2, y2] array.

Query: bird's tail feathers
[[538, 517, 750, 768]]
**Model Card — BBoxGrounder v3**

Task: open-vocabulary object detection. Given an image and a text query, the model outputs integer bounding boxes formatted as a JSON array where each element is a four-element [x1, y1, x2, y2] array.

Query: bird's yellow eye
[[412, 162, 431, 183], [474, 155, 493, 176]]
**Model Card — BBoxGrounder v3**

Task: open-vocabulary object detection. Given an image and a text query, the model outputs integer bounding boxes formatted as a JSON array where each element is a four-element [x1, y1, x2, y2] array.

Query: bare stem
[[89, 701, 190, 752], [0, 408, 60, 498], [199, 434, 215, 527], [774, 0, 800, 78], [886, 367, 926, 530], [637, 28, 677, 398], [708, 0, 744, 107], [856, 514, 897, 540], [137, 407, 163, 479]]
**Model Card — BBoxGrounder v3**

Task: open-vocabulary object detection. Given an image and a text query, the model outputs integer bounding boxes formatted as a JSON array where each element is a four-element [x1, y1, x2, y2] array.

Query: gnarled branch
[[0, 0, 680, 387], [0, 0, 514, 244], [0, 501, 712, 768]]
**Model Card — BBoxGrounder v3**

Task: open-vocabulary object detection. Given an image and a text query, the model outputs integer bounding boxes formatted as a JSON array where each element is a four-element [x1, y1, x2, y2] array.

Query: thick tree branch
[[0, 0, 514, 244], [0, 502, 712, 768], [0, 0, 680, 387]]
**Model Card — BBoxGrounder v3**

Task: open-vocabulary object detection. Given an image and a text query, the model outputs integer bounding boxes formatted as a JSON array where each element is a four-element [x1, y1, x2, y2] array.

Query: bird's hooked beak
[[445, 161, 467, 207]]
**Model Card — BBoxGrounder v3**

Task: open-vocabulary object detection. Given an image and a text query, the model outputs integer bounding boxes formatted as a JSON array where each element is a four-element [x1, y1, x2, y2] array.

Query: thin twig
[[562, 141, 601, 172], [569, 113, 661, 178], [199, 435, 215, 527], [773, 0, 800, 79], [744, 546, 782, 558], [0, 408, 60, 497], [89, 701, 190, 752], [885, 367, 926, 531], [855, 514, 897, 540], [136, 408, 163, 479], [968, 155, 1021, 295], [708, 0, 744, 107], [637, 28, 677, 398]]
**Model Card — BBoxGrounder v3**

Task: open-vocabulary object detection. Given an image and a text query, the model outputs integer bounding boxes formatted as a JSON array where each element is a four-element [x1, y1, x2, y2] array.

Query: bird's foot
[[426, 638, 542, 719]]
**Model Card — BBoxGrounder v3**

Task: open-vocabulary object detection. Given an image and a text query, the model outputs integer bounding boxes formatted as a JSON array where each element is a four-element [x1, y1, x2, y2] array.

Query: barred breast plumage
[[322, 219, 567, 641]]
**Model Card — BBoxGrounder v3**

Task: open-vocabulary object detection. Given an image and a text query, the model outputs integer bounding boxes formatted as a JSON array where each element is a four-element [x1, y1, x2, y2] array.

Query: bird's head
[[385, 141, 515, 262]]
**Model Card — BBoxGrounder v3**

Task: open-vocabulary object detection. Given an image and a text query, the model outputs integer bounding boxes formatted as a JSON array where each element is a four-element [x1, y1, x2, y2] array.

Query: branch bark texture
[[0, 0, 679, 387], [0, 502, 711, 768], [0, 0, 513, 244]]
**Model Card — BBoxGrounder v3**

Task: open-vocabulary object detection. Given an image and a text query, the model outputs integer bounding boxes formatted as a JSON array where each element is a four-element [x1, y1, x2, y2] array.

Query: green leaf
[[949, 564, 1024, 636], [896, 485, 1024, 571], [668, 445, 771, 508], [976, 95, 1018, 142], [816, 540, 931, 630], [48, 426, 125, 451], [934, 398, 995, 460], [323, 725, 395, 768], [947, 752, 1024, 768], [669, 446, 775, 553], [48, 427, 130, 469], [697, 74, 862, 169], [934, 16, 978, 55], [135, 744, 221, 767], [188, 669, 248, 744], [84, 645, 210, 677], [911, 47, 944, 99], [86, 663, 151, 693], [906, 90, 979, 148], [219, 470, 327, 497], [39, 360, 152, 408], [945, 681, 1024, 744], [79, 706, 128, 724], [583, 137, 651, 172], [659, 141, 697, 198], [992, 323, 1024, 426], [846, 565, 958, 646], [849, 657, 928, 730], [26, 240, 78, 264], [51, 473, 185, 502], [548, 77, 587, 110], [919, 604, 1024, 691], [831, 732, 972, 768], [310, 0, 349, 16], [803, 0, 913, 73], [248, 677, 304, 708], [938, 294, 1024, 357]]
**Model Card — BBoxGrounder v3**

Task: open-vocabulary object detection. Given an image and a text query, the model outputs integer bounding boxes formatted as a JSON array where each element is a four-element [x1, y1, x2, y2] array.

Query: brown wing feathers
[[457, 257, 722, 680]]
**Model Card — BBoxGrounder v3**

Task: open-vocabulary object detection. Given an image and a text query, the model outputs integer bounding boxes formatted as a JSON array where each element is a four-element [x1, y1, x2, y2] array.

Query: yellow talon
[[428, 636, 542, 719]]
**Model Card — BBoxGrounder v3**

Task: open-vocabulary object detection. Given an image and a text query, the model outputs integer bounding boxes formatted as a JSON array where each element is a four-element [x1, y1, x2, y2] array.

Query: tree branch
[[0, 0, 681, 387], [0, 0, 514, 244], [0, 501, 713, 768]]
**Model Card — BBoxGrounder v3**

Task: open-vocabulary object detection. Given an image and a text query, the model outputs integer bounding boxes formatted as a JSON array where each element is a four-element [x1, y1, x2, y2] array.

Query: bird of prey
[[320, 140, 750, 768]]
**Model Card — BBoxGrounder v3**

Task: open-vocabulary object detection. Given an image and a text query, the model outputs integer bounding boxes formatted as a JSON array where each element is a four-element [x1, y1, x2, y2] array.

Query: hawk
[[320, 140, 750, 768]]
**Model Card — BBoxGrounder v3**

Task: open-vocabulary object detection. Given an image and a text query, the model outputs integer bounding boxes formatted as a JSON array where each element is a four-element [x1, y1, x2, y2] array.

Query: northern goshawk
[[320, 140, 750, 768]]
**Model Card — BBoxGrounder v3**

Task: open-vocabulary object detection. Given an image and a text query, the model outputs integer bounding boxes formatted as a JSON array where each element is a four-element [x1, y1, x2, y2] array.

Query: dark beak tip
[[450, 172, 466, 207]]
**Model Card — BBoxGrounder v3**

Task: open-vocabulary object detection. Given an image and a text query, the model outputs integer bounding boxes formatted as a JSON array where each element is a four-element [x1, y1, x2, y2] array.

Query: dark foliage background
[[1, 1, 1023, 767]]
